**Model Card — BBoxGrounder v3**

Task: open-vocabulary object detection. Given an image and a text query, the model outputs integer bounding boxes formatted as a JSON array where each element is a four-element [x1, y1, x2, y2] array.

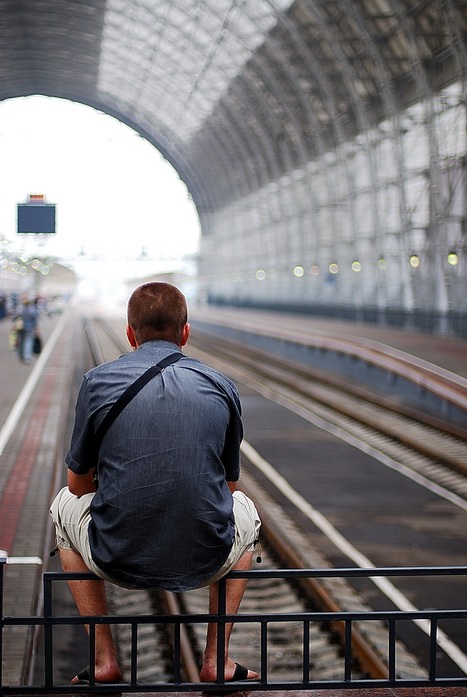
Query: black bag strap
[[94, 351, 183, 452]]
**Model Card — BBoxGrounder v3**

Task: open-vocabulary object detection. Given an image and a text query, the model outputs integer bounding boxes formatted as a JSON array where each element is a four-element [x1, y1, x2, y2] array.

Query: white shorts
[[50, 486, 261, 588], [201, 490, 261, 586]]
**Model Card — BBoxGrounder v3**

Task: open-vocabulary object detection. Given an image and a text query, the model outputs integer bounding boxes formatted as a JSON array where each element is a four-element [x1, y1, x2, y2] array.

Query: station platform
[[9, 689, 467, 696], [0, 304, 77, 685], [1, 301, 466, 696], [189, 306, 467, 381]]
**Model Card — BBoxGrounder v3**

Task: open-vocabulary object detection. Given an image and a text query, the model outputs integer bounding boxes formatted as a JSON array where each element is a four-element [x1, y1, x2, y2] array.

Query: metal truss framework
[[0, 1, 466, 324]]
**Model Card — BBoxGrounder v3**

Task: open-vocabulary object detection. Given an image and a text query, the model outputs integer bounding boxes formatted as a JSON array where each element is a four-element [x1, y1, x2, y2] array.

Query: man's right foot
[[200, 660, 258, 683]]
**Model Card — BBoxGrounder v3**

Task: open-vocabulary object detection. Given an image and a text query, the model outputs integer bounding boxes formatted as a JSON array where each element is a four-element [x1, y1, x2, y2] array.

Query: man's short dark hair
[[127, 282, 188, 345]]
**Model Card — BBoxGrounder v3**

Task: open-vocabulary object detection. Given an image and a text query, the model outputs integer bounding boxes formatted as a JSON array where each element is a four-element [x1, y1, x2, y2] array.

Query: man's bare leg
[[59, 548, 122, 683], [199, 551, 258, 682]]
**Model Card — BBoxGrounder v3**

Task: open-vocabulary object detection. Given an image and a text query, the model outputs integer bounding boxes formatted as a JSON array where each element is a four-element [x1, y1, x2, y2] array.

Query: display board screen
[[17, 204, 56, 233]]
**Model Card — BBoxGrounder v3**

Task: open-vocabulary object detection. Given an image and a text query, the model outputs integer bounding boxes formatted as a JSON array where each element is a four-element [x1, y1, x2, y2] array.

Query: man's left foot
[[71, 666, 123, 685]]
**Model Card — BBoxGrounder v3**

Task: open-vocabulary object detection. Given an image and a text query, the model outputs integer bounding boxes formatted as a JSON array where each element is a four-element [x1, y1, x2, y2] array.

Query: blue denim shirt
[[66, 340, 242, 591]]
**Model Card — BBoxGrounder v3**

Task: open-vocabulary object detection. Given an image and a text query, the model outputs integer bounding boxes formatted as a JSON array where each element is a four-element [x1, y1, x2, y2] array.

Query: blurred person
[[15, 296, 39, 365], [0, 294, 6, 320]]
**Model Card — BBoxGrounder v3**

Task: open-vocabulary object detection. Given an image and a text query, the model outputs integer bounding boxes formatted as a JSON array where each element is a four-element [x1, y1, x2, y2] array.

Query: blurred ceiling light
[[447, 251, 459, 266], [377, 257, 387, 270]]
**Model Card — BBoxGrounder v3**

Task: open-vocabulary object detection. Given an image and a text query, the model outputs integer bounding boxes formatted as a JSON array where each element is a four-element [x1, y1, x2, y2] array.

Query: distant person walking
[[0, 294, 6, 321], [15, 297, 39, 365]]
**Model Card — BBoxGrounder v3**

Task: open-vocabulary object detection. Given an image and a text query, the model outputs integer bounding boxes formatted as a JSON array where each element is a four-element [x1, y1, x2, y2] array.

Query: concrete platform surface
[[11, 688, 467, 697]]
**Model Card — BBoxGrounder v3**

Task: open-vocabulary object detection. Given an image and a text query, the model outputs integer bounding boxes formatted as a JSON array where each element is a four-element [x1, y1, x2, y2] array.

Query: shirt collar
[[137, 339, 181, 352]]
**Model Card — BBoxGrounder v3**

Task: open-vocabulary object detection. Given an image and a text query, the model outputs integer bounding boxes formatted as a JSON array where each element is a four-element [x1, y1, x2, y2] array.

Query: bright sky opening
[[0, 95, 201, 296]]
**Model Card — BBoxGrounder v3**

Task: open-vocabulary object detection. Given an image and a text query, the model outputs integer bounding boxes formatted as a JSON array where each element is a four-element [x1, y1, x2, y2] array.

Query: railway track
[[184, 328, 467, 504], [82, 315, 431, 685]]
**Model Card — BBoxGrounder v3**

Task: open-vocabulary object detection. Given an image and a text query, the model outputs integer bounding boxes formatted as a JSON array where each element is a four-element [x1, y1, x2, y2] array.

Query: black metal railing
[[2, 559, 467, 694]]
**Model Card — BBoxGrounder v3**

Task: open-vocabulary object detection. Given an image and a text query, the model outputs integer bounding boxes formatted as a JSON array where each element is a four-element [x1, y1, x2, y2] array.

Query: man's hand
[[68, 469, 97, 497]]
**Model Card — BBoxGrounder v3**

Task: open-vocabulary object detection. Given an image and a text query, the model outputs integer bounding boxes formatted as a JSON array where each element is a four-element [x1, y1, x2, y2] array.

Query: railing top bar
[[228, 566, 467, 578], [5, 608, 467, 625], [0, 549, 7, 563], [43, 565, 467, 582]]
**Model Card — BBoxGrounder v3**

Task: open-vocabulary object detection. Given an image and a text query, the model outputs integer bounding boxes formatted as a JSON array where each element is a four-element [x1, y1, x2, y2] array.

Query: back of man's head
[[127, 282, 188, 346]]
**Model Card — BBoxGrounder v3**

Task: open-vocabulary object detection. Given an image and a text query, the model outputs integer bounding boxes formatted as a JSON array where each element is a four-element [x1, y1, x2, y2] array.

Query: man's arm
[[68, 469, 97, 497], [227, 481, 237, 494]]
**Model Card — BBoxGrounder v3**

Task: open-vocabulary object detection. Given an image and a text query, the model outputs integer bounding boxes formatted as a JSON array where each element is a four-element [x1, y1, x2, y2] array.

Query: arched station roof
[[1, 1, 466, 224]]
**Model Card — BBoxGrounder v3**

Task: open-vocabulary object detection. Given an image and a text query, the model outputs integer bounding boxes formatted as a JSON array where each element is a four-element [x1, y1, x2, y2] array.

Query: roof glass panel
[[98, 0, 295, 142]]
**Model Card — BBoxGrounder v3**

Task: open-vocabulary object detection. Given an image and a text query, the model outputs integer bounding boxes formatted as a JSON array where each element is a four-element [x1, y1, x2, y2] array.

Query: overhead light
[[447, 251, 459, 266], [293, 265, 305, 277]]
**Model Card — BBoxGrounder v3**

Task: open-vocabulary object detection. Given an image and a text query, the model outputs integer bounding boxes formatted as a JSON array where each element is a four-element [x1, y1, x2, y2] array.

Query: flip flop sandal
[[202, 662, 258, 694], [72, 666, 122, 688], [73, 666, 94, 685]]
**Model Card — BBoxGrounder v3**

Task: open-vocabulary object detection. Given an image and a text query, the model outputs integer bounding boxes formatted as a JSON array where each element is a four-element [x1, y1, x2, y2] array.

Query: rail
[[2, 555, 467, 694]]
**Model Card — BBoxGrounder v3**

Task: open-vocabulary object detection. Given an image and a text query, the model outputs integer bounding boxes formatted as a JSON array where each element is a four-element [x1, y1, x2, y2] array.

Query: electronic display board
[[17, 203, 56, 233]]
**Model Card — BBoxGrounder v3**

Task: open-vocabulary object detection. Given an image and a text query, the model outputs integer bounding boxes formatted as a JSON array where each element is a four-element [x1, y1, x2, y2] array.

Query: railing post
[[173, 620, 181, 684], [42, 573, 54, 688], [388, 619, 396, 681], [130, 621, 138, 686], [260, 619, 268, 683], [0, 550, 7, 695], [303, 620, 310, 684], [344, 620, 352, 681], [216, 577, 227, 686], [430, 618, 438, 682]]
